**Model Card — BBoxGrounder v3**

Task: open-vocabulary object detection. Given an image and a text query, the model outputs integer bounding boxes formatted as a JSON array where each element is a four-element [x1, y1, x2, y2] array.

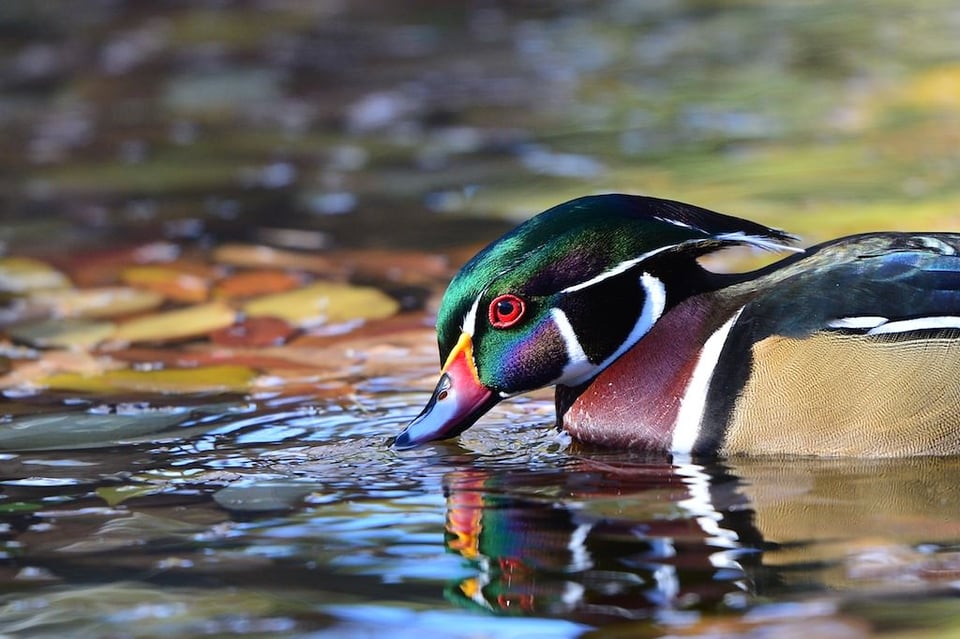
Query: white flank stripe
[[671, 307, 743, 454], [460, 293, 482, 336], [867, 315, 960, 335], [828, 316, 888, 330]]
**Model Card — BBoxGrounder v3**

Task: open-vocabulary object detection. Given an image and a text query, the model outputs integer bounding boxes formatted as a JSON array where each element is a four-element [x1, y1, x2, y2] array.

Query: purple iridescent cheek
[[489, 319, 568, 392]]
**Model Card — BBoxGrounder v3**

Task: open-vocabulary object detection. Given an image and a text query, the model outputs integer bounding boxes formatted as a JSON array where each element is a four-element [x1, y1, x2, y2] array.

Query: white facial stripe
[[560, 233, 799, 296], [559, 246, 675, 294], [461, 294, 482, 336], [828, 316, 888, 330], [652, 215, 695, 230], [867, 316, 960, 335], [672, 307, 743, 455], [714, 231, 803, 253]]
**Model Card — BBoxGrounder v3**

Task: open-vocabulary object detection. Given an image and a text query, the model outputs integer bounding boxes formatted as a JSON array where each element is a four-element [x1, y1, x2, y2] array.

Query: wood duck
[[393, 194, 960, 456]]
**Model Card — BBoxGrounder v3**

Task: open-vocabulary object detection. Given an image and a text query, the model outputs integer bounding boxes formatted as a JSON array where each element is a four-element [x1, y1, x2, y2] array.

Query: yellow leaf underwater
[[29, 286, 165, 319], [0, 257, 71, 293], [37, 365, 256, 393], [110, 302, 237, 344], [243, 282, 399, 327], [121, 265, 211, 303], [7, 318, 116, 350], [212, 243, 340, 275]]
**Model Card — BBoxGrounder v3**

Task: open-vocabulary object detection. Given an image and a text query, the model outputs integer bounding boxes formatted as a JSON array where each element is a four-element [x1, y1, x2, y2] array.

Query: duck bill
[[393, 333, 498, 449]]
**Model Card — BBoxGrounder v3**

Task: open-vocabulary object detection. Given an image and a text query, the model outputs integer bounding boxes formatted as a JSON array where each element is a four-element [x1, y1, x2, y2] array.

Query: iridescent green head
[[394, 194, 795, 449]]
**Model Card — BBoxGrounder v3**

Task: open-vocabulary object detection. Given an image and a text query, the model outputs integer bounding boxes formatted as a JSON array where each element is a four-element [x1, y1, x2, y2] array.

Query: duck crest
[[438, 194, 796, 361]]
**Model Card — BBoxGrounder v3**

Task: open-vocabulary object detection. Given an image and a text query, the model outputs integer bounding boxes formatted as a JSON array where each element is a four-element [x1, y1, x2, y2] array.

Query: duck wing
[[701, 233, 960, 456]]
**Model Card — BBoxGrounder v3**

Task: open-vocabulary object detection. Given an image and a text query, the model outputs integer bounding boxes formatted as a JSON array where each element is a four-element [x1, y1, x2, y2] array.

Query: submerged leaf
[[96, 484, 166, 507], [213, 269, 303, 299], [209, 316, 296, 347], [243, 282, 399, 327], [213, 480, 326, 512], [62, 242, 181, 287], [0, 350, 119, 389], [0, 501, 44, 514], [0, 257, 71, 293], [105, 346, 320, 371], [37, 365, 256, 394], [29, 287, 165, 319], [336, 249, 450, 284], [110, 302, 236, 344], [0, 582, 323, 636], [121, 265, 211, 303], [896, 63, 960, 110], [213, 243, 341, 275], [59, 511, 199, 550], [0, 406, 191, 450], [7, 318, 115, 349]]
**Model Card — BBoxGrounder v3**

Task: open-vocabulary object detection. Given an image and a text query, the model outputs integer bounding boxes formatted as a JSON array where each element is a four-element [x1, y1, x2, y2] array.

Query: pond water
[[2, 1, 960, 637]]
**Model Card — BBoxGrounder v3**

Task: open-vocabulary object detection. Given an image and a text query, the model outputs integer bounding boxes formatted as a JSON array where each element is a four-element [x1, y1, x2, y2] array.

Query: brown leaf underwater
[[0, 244, 447, 397]]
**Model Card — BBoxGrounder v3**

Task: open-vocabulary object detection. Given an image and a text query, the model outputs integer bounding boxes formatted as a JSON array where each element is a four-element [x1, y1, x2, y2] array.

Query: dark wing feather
[[735, 233, 960, 341]]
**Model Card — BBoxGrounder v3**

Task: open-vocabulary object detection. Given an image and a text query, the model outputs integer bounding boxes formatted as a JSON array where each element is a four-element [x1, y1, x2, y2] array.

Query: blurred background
[[3, 0, 960, 258]]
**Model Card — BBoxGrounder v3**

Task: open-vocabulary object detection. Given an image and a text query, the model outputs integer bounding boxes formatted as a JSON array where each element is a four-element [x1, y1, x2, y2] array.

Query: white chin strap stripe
[[551, 308, 593, 384], [553, 272, 667, 387]]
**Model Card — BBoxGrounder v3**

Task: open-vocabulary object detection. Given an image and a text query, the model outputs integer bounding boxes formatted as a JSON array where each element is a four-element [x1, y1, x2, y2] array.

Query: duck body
[[394, 194, 960, 457]]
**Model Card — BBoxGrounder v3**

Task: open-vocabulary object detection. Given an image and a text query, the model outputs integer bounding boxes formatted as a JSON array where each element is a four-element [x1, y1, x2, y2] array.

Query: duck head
[[393, 194, 795, 449]]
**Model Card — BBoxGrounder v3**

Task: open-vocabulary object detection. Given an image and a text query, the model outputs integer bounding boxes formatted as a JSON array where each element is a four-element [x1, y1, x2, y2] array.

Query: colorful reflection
[[442, 458, 762, 622]]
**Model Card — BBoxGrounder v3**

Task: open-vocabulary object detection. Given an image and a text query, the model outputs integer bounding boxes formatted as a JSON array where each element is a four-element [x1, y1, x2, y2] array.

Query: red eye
[[488, 294, 526, 329]]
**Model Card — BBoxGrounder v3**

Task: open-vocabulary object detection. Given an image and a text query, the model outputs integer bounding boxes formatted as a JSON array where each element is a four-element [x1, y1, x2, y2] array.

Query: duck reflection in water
[[441, 456, 765, 622], [440, 454, 960, 623]]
